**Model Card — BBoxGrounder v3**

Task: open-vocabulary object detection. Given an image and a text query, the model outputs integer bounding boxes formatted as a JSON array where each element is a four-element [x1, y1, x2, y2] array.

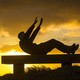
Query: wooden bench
[[2, 54, 80, 75]]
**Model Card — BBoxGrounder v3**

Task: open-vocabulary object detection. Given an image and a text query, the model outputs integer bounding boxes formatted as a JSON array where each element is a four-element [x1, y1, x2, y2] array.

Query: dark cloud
[[0, 0, 80, 35]]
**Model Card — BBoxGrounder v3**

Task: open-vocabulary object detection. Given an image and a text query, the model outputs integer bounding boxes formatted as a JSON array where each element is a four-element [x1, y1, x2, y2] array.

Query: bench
[[2, 54, 80, 75]]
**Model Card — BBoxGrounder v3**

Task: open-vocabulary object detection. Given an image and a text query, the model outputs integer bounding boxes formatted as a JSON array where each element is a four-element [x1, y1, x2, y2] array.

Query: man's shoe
[[67, 44, 79, 55], [71, 44, 79, 55]]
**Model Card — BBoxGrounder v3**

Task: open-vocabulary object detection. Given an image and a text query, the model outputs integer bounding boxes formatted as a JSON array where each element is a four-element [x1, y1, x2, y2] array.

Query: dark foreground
[[0, 66, 80, 80]]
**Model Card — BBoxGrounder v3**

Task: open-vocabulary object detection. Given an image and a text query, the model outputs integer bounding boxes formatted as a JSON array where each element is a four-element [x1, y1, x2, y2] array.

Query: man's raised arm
[[29, 18, 43, 42], [25, 17, 38, 38]]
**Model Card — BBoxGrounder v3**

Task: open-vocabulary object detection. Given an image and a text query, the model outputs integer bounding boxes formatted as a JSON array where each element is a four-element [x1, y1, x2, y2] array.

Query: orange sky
[[0, 0, 80, 76]]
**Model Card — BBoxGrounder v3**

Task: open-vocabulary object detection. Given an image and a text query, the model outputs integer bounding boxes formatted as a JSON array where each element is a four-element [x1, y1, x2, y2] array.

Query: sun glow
[[0, 50, 31, 75], [2, 50, 28, 55]]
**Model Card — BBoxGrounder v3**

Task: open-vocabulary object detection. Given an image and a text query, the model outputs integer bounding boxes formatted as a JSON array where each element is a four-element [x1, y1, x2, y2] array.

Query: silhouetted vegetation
[[1, 66, 80, 80]]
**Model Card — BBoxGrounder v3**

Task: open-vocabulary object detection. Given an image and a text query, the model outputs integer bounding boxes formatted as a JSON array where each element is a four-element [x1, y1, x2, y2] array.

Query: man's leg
[[38, 39, 79, 54], [49, 39, 79, 54]]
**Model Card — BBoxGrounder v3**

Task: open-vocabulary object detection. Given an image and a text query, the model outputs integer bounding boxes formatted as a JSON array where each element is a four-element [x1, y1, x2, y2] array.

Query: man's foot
[[71, 44, 79, 55], [67, 44, 79, 55]]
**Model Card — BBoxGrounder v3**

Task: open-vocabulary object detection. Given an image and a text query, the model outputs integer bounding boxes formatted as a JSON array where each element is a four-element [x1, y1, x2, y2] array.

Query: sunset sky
[[0, 0, 80, 75]]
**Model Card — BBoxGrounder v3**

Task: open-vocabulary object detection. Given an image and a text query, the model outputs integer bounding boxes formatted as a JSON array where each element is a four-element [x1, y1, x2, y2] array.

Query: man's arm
[[31, 17, 38, 26], [29, 18, 43, 42], [25, 17, 38, 38], [37, 18, 43, 28]]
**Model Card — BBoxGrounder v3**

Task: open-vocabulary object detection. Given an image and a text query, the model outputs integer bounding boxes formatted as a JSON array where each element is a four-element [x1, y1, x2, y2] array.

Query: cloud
[[0, 0, 80, 36], [0, 27, 9, 37], [0, 28, 18, 47], [0, 0, 79, 51], [0, 44, 22, 53]]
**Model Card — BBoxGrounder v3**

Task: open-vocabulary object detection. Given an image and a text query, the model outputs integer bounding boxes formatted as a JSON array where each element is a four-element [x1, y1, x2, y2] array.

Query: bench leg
[[13, 64, 24, 80], [61, 63, 72, 67]]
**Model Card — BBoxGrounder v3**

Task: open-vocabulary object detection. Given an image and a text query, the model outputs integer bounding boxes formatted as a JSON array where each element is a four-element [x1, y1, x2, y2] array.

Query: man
[[18, 18, 79, 55]]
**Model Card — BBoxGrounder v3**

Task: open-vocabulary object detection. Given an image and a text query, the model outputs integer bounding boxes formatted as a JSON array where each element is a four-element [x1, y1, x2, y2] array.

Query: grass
[[1, 66, 80, 80]]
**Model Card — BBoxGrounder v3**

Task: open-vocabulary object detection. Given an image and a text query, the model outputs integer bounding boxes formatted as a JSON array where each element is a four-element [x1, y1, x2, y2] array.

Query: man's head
[[18, 31, 25, 40]]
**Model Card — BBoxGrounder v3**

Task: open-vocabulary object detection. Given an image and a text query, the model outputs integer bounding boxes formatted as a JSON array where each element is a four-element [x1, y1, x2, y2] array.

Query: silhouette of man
[[18, 17, 79, 55]]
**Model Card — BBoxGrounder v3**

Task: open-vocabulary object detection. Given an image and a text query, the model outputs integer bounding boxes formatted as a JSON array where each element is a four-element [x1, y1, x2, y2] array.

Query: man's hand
[[33, 17, 38, 25], [38, 18, 43, 27]]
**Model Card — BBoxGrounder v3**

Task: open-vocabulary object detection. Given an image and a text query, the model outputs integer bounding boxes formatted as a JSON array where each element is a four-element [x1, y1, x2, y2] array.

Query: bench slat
[[2, 54, 80, 64]]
